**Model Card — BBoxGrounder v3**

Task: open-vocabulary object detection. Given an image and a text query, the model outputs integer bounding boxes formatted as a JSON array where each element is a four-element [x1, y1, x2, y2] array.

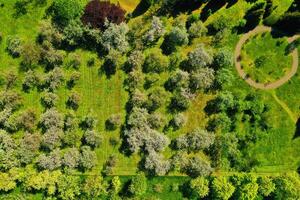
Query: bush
[[148, 113, 165, 129], [80, 146, 97, 170], [126, 50, 145, 71], [146, 87, 167, 112], [52, 0, 83, 25], [20, 43, 41, 69], [62, 148, 80, 169], [165, 70, 189, 92], [81, 0, 126, 30], [40, 44, 64, 69], [6, 36, 21, 57], [106, 114, 121, 130], [37, 149, 62, 170], [144, 151, 170, 176], [42, 128, 63, 150], [62, 19, 84, 46], [17, 109, 36, 131], [67, 71, 81, 89], [22, 70, 39, 91], [169, 93, 190, 112], [143, 49, 169, 73], [80, 114, 97, 130], [43, 67, 64, 91]]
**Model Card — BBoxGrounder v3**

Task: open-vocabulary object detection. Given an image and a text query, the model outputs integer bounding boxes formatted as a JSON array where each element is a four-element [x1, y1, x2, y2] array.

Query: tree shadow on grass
[[200, 0, 238, 22], [293, 118, 300, 139]]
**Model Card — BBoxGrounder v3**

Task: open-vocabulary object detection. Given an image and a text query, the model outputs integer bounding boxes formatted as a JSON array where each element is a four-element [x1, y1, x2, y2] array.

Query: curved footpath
[[234, 25, 299, 90]]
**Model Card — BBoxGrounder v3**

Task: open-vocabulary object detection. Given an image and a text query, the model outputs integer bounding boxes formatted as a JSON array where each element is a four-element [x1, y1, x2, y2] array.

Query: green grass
[[241, 32, 292, 84]]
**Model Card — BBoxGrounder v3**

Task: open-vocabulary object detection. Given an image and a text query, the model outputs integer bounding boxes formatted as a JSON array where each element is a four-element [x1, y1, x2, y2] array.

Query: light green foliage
[[0, 172, 16, 192], [111, 176, 122, 194], [83, 176, 107, 198], [190, 177, 209, 198], [143, 48, 169, 73], [258, 176, 275, 197], [189, 20, 207, 38], [57, 174, 81, 200], [211, 176, 235, 200], [129, 172, 147, 196], [274, 173, 300, 200]]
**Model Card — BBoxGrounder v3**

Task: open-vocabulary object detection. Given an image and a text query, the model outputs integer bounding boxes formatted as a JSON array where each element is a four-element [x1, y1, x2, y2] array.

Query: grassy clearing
[[241, 32, 292, 84]]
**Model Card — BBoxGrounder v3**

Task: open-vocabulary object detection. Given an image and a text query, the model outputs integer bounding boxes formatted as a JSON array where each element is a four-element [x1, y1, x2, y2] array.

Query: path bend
[[234, 25, 299, 90]]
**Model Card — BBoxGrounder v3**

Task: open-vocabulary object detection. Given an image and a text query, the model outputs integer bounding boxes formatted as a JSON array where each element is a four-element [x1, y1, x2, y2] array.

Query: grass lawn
[[241, 32, 293, 84]]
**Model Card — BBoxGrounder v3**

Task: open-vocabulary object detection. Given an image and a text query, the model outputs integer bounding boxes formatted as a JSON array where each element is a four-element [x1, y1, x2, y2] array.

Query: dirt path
[[234, 25, 299, 90]]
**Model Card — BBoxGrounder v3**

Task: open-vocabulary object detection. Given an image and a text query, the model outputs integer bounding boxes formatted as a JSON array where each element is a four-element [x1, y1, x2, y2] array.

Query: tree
[[81, 0, 126, 30], [144, 151, 170, 175], [274, 173, 300, 200], [43, 67, 64, 90], [211, 176, 235, 200], [67, 71, 81, 89], [183, 157, 213, 177], [40, 44, 64, 69], [81, 113, 97, 130], [165, 70, 189, 92], [80, 146, 97, 170], [275, 12, 300, 34], [62, 19, 84, 46], [126, 50, 145, 71], [215, 68, 234, 88], [66, 92, 81, 110], [148, 113, 165, 129], [18, 133, 41, 165], [143, 16, 165, 45], [170, 92, 190, 111], [189, 67, 215, 91], [143, 49, 169, 73], [40, 108, 64, 130], [129, 172, 147, 196], [41, 92, 59, 108], [146, 87, 167, 112], [101, 21, 129, 54], [52, 0, 83, 25], [186, 45, 213, 71], [106, 114, 121, 130], [62, 148, 80, 169], [162, 26, 189, 54], [17, 109, 36, 131], [83, 176, 107, 198], [37, 149, 62, 170], [57, 174, 81, 200], [0, 91, 22, 110], [20, 43, 41, 69], [171, 113, 187, 129], [175, 128, 215, 152], [213, 48, 233, 69], [0, 172, 16, 192], [110, 176, 121, 194], [189, 20, 207, 38], [257, 176, 275, 197], [22, 70, 39, 91], [190, 177, 209, 199], [6, 36, 21, 57], [5, 71, 17, 89], [83, 130, 102, 148], [41, 128, 63, 150]]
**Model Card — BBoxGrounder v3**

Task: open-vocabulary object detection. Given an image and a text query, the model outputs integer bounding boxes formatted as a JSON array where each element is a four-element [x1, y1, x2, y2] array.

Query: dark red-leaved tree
[[81, 0, 126, 30]]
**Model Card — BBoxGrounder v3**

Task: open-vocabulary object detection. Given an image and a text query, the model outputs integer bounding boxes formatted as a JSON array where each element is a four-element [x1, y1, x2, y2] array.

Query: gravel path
[[234, 25, 299, 90]]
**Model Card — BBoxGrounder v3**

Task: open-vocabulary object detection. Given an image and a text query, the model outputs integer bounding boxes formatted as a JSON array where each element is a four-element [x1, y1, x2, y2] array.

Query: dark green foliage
[[143, 49, 169, 73], [52, 0, 83, 25], [244, 1, 266, 30], [161, 26, 189, 55], [275, 12, 300, 34]]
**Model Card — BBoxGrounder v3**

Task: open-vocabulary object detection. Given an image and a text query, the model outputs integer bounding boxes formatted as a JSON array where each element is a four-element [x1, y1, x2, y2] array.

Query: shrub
[[41, 92, 59, 108], [42, 128, 63, 150], [20, 43, 41, 69], [40, 45, 64, 69], [5, 71, 17, 89], [165, 70, 189, 92], [17, 109, 36, 131], [106, 114, 121, 130], [126, 50, 145, 71], [169, 93, 190, 112], [143, 49, 169, 73], [146, 87, 167, 112], [67, 71, 81, 89], [62, 19, 84, 46], [81, 0, 125, 30], [6, 36, 21, 57], [213, 48, 233, 69], [183, 157, 213, 177], [80, 114, 97, 130], [148, 113, 165, 129], [52, 0, 83, 25]]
